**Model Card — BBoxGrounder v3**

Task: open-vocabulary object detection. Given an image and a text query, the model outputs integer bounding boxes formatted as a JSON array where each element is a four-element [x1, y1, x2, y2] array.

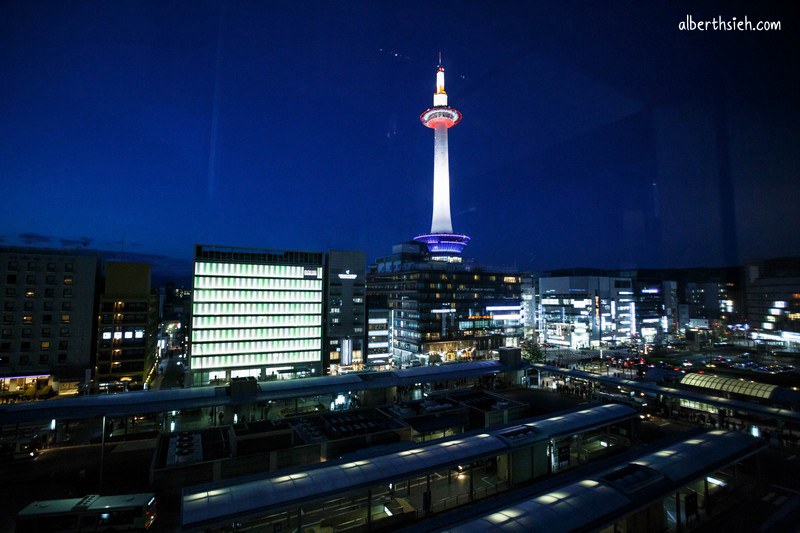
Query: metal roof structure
[[680, 373, 778, 400], [0, 360, 515, 424], [4, 358, 795, 429], [532, 364, 800, 424], [443, 430, 763, 532], [181, 403, 636, 529]]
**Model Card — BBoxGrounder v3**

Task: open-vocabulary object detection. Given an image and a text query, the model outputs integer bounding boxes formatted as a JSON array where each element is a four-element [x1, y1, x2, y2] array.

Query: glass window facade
[[190, 251, 324, 382]]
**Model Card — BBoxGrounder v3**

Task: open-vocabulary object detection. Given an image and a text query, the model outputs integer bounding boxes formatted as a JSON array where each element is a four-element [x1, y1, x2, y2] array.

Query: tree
[[521, 338, 544, 364]]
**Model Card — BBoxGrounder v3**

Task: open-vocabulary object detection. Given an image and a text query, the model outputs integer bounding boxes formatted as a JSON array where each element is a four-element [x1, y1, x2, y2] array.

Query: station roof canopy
[[680, 373, 777, 400], [444, 430, 763, 532], [0, 360, 517, 424], [532, 364, 800, 424], [181, 403, 636, 529]]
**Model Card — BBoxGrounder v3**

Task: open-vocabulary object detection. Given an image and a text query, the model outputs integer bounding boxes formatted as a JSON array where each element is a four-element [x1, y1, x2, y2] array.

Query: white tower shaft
[[431, 124, 453, 233]]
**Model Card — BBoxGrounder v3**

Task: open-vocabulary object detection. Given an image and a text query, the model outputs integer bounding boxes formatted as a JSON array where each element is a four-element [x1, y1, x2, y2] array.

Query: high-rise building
[[633, 279, 678, 343], [366, 305, 391, 368], [189, 245, 324, 384], [520, 275, 538, 339], [369, 243, 522, 362], [745, 257, 800, 348], [95, 262, 157, 388], [538, 273, 634, 349], [324, 250, 366, 373], [1, 247, 99, 394]]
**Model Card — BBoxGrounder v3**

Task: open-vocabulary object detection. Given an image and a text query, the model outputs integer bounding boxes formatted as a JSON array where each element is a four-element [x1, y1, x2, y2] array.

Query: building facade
[[366, 306, 391, 368], [368, 243, 522, 363], [95, 262, 157, 388], [189, 245, 324, 384], [1, 247, 99, 395], [538, 274, 635, 349], [745, 258, 800, 349], [324, 250, 366, 374]]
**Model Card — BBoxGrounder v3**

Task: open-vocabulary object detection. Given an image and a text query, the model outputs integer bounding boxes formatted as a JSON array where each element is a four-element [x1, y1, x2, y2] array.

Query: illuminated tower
[[413, 59, 470, 260]]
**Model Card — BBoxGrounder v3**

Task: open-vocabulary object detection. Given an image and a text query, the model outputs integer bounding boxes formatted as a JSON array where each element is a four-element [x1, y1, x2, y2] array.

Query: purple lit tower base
[[414, 232, 471, 257]]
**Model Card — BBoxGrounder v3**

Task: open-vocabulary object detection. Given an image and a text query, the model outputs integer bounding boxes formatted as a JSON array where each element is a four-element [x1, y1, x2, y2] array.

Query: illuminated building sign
[[338, 270, 358, 280]]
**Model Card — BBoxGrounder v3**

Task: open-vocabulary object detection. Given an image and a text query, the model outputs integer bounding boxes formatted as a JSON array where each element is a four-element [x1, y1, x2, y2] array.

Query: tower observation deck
[[413, 60, 470, 260]]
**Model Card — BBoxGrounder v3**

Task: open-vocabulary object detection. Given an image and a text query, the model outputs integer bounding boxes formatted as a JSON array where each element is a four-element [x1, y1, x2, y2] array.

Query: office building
[[189, 245, 324, 384], [95, 262, 157, 387], [745, 257, 800, 349], [366, 306, 391, 368], [1, 247, 99, 394], [368, 243, 522, 362], [538, 273, 634, 349], [324, 250, 366, 373]]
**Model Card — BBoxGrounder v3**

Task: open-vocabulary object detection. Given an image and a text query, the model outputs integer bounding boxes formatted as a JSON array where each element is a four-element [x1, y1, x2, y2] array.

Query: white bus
[[16, 493, 156, 532]]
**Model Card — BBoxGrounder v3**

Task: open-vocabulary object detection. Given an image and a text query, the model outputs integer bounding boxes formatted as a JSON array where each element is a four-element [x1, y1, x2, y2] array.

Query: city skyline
[[1, 1, 798, 280]]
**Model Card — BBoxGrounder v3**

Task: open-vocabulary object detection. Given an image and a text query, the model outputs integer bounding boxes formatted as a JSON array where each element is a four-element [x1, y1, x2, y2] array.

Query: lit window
[[60, 314, 70, 324]]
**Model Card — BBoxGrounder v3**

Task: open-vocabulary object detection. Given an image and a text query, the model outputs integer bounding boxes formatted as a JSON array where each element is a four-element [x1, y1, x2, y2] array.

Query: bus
[[15, 493, 156, 532], [593, 391, 648, 410], [0, 435, 42, 460]]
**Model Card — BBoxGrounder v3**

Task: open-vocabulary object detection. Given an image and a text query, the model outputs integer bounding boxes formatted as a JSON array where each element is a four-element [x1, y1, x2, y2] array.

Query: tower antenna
[[438, 51, 442, 66]]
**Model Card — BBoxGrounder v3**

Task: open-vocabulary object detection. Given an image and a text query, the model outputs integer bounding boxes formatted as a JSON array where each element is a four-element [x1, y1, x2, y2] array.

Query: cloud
[[99, 250, 193, 280], [59, 237, 93, 247], [18, 232, 53, 244], [8, 231, 191, 283]]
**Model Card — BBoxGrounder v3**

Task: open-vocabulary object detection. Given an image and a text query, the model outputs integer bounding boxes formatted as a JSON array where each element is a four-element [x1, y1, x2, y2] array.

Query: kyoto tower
[[413, 58, 470, 259]]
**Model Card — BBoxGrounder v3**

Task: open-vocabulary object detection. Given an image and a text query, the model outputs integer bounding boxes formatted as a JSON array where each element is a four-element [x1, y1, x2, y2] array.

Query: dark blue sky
[[1, 1, 798, 280]]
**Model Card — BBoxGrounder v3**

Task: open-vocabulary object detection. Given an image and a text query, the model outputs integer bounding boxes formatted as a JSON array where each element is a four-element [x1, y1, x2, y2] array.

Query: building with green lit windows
[[189, 245, 325, 385]]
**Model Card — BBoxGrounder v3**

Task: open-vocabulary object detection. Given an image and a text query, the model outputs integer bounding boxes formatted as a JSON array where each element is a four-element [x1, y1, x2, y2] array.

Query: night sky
[[1, 1, 798, 281]]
